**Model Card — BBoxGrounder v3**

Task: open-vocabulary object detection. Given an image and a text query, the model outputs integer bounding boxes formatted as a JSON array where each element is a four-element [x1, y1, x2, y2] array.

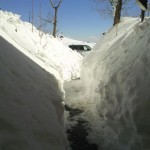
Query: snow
[[0, 10, 87, 150], [1, 9, 150, 150], [0, 10, 83, 81], [80, 17, 150, 150], [0, 36, 69, 150]]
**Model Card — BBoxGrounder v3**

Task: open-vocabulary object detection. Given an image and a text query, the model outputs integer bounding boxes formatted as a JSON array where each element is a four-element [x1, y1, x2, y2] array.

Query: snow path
[[64, 79, 84, 107], [64, 80, 98, 150]]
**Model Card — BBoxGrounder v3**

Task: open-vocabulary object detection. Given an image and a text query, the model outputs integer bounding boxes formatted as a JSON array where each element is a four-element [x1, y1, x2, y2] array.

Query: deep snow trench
[[1, 10, 150, 150]]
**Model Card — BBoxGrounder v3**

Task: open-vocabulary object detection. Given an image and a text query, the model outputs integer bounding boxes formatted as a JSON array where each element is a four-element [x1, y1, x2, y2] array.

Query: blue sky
[[0, 0, 113, 41]]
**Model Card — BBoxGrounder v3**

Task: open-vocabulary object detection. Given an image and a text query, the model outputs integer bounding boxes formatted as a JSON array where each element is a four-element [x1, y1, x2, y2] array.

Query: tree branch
[[50, 0, 62, 9], [38, 15, 53, 23]]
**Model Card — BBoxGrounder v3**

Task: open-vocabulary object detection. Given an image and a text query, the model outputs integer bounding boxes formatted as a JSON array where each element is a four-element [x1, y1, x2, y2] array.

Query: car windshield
[[83, 45, 91, 51], [69, 45, 91, 51]]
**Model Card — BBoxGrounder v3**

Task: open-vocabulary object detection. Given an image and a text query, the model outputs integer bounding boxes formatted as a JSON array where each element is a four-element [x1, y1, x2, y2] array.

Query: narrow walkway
[[65, 105, 98, 150], [64, 79, 98, 150]]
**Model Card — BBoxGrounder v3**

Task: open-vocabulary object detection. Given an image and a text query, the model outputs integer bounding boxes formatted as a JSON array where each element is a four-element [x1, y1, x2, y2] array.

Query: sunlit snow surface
[[0, 11, 82, 81], [81, 18, 150, 150]]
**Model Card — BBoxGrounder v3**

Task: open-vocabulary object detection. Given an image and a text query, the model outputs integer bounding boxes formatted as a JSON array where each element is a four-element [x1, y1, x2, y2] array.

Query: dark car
[[69, 45, 91, 56], [69, 45, 91, 51]]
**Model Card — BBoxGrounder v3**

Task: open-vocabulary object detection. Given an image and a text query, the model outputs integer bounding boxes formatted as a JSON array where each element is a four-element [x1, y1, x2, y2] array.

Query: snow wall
[[0, 36, 69, 150], [0, 11, 82, 81], [81, 18, 150, 150]]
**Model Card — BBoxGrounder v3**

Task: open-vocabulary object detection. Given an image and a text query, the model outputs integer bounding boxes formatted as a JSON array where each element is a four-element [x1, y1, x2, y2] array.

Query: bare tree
[[38, 0, 62, 37], [38, 10, 53, 35], [32, 0, 34, 32], [141, 10, 145, 22], [112, 0, 122, 25], [49, 0, 62, 37], [93, 0, 136, 25]]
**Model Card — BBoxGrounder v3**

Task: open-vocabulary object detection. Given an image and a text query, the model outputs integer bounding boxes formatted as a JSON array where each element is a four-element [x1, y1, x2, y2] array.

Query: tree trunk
[[141, 10, 145, 22], [49, 0, 62, 38], [113, 0, 122, 25], [53, 8, 58, 38]]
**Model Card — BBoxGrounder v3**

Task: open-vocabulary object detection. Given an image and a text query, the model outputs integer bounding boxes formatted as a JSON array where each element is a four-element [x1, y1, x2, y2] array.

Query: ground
[[64, 79, 98, 150]]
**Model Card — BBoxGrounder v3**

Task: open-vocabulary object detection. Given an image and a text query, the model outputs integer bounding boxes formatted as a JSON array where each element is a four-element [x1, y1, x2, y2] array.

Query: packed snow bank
[[81, 17, 150, 150], [0, 36, 69, 150], [0, 10, 82, 81]]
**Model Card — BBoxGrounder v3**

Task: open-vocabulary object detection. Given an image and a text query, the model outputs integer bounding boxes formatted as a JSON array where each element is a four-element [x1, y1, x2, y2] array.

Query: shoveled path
[[64, 79, 98, 150]]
